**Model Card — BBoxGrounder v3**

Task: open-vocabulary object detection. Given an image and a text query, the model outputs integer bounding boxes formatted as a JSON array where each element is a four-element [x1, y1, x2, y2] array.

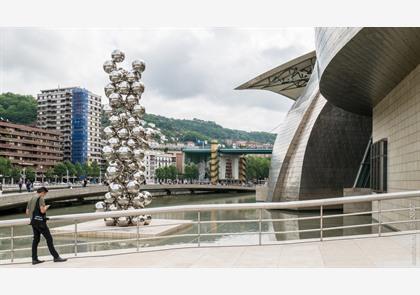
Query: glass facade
[[71, 88, 89, 163]]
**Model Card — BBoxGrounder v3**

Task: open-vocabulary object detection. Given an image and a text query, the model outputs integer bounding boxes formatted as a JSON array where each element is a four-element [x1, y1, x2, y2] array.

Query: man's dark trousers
[[31, 221, 59, 260]]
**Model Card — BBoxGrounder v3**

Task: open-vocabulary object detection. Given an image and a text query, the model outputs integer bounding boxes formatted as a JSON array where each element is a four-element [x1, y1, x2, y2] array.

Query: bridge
[[183, 144, 272, 184], [0, 184, 255, 211]]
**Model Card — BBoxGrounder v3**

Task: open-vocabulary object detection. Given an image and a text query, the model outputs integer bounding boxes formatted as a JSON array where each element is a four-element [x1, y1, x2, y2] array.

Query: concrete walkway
[[4, 234, 420, 267]]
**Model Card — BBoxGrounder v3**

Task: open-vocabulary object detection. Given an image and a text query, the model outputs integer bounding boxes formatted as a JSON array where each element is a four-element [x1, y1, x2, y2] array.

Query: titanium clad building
[[237, 27, 420, 217], [37, 87, 102, 164]]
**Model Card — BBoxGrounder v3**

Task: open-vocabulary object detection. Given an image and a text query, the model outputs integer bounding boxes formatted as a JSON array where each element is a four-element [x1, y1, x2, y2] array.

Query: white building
[[37, 87, 102, 164], [144, 150, 177, 183]]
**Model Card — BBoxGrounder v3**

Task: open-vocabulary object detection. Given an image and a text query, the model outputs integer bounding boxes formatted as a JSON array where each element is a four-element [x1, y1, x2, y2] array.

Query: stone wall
[[372, 64, 420, 230]]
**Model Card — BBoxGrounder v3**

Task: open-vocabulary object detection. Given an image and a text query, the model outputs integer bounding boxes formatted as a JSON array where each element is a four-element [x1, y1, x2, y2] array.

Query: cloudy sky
[[0, 28, 314, 132]]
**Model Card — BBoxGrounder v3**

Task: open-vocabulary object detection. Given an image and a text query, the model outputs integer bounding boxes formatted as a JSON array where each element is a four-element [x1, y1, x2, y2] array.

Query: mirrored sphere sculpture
[[96, 50, 153, 227]]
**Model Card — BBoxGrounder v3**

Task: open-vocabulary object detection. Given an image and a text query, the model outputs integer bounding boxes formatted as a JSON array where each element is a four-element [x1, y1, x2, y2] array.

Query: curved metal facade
[[268, 64, 371, 202], [316, 27, 420, 115]]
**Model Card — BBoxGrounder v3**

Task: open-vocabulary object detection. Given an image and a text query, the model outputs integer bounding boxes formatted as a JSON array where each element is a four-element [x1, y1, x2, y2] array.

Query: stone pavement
[[4, 233, 420, 268]]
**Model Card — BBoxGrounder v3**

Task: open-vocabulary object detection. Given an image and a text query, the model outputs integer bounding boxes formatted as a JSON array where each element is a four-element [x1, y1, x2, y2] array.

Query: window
[[371, 138, 387, 193]]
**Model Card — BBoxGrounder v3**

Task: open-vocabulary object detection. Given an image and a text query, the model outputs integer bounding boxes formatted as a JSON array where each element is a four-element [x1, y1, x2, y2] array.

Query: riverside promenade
[[0, 184, 255, 211], [4, 234, 420, 267]]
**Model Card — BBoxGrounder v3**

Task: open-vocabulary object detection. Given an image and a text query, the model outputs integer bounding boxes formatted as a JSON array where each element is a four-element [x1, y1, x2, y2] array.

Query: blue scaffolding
[[71, 88, 89, 164]]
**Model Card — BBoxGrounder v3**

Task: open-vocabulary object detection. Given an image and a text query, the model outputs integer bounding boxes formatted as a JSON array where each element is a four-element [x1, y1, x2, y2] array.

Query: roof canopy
[[235, 51, 316, 100]]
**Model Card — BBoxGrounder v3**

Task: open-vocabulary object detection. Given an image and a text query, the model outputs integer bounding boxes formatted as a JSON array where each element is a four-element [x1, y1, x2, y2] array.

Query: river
[[0, 192, 383, 261]]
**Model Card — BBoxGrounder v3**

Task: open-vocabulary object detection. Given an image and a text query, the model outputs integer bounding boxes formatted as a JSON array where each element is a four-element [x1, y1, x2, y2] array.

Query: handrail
[[1, 190, 420, 228]]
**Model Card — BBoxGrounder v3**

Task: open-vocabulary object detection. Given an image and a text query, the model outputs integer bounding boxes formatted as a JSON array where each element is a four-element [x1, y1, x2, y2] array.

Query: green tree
[[0, 93, 37, 125], [26, 167, 36, 182], [245, 156, 271, 181], [10, 166, 21, 182], [184, 163, 199, 180], [83, 162, 92, 178], [0, 157, 12, 178], [90, 161, 100, 178], [64, 160, 76, 177], [167, 165, 178, 180], [45, 168, 55, 181], [155, 167, 164, 181], [75, 162, 85, 179], [54, 162, 67, 178]]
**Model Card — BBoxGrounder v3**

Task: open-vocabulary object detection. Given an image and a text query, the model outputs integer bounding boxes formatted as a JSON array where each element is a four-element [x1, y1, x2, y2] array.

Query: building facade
[[37, 87, 102, 164], [144, 150, 177, 183], [0, 120, 63, 175], [237, 27, 420, 230]]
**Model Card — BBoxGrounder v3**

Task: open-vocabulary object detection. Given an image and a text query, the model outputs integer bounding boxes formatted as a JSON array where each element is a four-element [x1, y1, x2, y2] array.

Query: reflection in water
[[0, 192, 383, 261]]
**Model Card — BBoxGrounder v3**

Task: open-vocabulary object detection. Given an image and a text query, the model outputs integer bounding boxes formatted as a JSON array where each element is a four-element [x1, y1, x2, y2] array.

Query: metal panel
[[315, 27, 420, 115]]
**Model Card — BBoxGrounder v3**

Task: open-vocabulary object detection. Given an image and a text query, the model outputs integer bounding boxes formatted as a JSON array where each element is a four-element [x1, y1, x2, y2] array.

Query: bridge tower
[[210, 140, 219, 184], [239, 155, 247, 183]]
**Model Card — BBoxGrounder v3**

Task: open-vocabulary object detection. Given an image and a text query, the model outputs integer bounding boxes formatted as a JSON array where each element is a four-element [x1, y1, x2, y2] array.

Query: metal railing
[[1, 190, 420, 264]]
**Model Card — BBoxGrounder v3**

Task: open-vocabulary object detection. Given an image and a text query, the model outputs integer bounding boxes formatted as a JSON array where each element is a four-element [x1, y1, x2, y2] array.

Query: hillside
[[142, 113, 275, 144], [0, 92, 276, 144]]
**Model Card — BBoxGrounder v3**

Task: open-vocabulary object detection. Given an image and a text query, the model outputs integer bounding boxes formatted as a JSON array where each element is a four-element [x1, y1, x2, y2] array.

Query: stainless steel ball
[[117, 196, 130, 206], [108, 137, 120, 148], [118, 81, 130, 95], [117, 216, 130, 227], [109, 93, 121, 108], [109, 183, 123, 197], [109, 115, 120, 127], [132, 148, 145, 160], [106, 166, 120, 178], [104, 192, 115, 204], [126, 94, 138, 106], [143, 191, 153, 206], [103, 126, 115, 139], [126, 71, 137, 83], [144, 215, 152, 225], [95, 201, 106, 212], [103, 104, 113, 115], [127, 117, 138, 127], [138, 215, 146, 225], [103, 60, 116, 74], [126, 180, 140, 194], [131, 81, 145, 94], [104, 83, 116, 97], [126, 138, 137, 148], [132, 104, 145, 116], [117, 146, 131, 160], [105, 218, 116, 226], [109, 70, 122, 83], [118, 112, 129, 121], [133, 171, 145, 182], [131, 126, 145, 137], [111, 49, 125, 63], [132, 193, 145, 207], [117, 128, 129, 139], [102, 145, 114, 158], [132, 60, 146, 73]]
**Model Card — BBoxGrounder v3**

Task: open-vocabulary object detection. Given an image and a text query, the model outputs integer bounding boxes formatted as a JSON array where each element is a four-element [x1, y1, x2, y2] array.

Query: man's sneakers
[[32, 259, 44, 265], [54, 257, 67, 262]]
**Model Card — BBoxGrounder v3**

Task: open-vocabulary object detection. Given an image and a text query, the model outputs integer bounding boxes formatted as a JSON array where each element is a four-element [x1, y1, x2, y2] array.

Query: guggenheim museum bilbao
[[237, 27, 420, 212]]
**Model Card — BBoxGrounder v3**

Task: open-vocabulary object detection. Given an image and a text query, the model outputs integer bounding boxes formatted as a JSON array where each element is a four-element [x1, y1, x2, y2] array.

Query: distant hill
[[0, 92, 275, 144], [142, 113, 276, 144]]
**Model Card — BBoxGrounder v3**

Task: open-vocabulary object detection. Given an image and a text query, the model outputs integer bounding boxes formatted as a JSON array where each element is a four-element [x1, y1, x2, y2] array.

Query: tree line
[[155, 163, 199, 182], [0, 156, 101, 182]]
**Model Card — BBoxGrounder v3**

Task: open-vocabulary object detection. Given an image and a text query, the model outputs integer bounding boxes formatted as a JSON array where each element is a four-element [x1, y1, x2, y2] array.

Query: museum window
[[371, 138, 387, 193]]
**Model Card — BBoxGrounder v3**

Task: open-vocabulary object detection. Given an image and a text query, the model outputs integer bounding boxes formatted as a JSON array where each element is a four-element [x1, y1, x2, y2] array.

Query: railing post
[[258, 208, 262, 246], [74, 221, 78, 256], [378, 200, 382, 237], [136, 216, 140, 252], [320, 205, 323, 241], [197, 211, 201, 247], [10, 226, 14, 263]]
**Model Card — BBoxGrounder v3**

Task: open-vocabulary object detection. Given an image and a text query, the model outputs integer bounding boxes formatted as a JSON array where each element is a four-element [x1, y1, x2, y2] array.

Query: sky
[[0, 28, 315, 132]]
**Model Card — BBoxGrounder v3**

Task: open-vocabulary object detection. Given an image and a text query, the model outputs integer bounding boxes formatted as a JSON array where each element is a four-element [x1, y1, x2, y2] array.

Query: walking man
[[26, 187, 67, 265], [18, 178, 23, 193]]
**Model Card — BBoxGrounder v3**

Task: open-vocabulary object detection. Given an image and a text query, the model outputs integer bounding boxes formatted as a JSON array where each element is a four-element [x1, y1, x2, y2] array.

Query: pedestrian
[[83, 179, 87, 187], [18, 178, 23, 193], [25, 179, 31, 192], [26, 187, 67, 265]]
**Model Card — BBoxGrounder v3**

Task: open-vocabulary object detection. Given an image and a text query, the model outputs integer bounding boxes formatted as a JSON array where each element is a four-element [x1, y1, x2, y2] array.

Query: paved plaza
[[4, 234, 420, 268]]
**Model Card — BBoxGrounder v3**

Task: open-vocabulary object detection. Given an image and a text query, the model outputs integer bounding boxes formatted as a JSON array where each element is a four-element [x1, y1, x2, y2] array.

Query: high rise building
[[37, 87, 102, 164]]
